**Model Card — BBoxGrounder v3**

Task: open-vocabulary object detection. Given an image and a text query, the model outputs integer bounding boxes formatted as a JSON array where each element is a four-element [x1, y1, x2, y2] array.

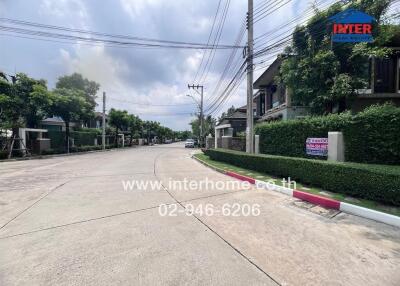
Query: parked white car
[[185, 139, 195, 148]]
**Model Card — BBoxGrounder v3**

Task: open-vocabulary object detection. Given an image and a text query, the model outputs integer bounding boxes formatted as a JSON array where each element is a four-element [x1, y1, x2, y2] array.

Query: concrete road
[[0, 143, 399, 286]]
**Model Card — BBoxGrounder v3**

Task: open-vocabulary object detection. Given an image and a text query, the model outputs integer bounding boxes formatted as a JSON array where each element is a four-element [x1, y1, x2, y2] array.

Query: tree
[[56, 73, 100, 110], [190, 114, 216, 139], [218, 105, 236, 122], [0, 73, 51, 129], [127, 114, 142, 146], [51, 88, 93, 152], [108, 108, 129, 147]]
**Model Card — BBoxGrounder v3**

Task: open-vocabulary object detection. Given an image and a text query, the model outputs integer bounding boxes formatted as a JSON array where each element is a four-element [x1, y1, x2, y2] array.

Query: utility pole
[[187, 84, 204, 147], [102, 91, 106, 150], [246, 0, 254, 153]]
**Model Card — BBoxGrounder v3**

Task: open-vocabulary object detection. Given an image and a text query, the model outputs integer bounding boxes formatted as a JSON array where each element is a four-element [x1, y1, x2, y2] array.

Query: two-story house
[[253, 57, 310, 121], [351, 45, 400, 112]]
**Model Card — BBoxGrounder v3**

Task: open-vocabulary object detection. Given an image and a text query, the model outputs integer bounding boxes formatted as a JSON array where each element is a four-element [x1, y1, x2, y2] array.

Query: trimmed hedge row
[[41, 145, 114, 155], [204, 148, 400, 206], [47, 130, 98, 149], [254, 104, 400, 165]]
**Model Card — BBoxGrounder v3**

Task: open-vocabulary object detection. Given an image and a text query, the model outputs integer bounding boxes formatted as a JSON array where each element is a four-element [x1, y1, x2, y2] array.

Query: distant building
[[85, 112, 109, 129], [215, 105, 254, 137], [39, 117, 77, 131]]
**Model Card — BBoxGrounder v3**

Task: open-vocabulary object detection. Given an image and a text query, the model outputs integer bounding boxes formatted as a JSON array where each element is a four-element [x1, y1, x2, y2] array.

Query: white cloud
[[119, 0, 162, 18], [39, 0, 89, 29], [2, 0, 306, 130]]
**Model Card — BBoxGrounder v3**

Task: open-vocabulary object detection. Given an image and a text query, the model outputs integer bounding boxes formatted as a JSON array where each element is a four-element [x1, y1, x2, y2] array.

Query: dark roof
[[253, 57, 282, 89], [41, 117, 65, 123], [225, 109, 246, 119], [94, 111, 108, 119], [217, 109, 246, 126]]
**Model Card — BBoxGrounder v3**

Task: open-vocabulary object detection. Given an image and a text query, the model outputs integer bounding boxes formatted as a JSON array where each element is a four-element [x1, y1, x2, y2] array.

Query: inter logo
[[330, 9, 375, 43]]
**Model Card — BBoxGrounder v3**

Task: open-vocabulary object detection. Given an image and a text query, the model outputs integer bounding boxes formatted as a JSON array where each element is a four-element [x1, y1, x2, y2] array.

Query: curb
[[192, 155, 400, 228], [0, 146, 138, 163]]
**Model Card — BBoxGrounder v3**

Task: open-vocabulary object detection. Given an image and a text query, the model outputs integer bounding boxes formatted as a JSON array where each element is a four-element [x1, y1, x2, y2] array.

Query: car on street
[[185, 139, 195, 148]]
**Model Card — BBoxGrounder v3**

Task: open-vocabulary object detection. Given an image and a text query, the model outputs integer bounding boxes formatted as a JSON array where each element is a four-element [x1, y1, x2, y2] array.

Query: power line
[[0, 18, 245, 50], [253, 0, 293, 24], [106, 97, 195, 107], [193, 0, 223, 83], [205, 22, 246, 109], [198, 0, 231, 84]]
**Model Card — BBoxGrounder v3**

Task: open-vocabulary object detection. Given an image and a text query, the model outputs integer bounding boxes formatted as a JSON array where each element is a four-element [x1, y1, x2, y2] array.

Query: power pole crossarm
[[246, 0, 254, 153]]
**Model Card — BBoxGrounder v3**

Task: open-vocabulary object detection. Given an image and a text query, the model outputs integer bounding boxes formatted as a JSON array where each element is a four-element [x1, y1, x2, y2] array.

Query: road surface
[[0, 143, 399, 285]]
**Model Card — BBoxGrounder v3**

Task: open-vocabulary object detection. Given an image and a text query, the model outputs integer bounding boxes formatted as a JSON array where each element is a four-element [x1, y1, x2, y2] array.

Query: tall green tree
[[51, 88, 93, 152], [108, 108, 129, 147], [0, 73, 52, 130], [127, 114, 142, 146], [56, 73, 100, 110], [190, 114, 216, 138]]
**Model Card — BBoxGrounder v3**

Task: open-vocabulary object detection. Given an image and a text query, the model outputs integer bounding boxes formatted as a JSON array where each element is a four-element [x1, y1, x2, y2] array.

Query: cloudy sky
[[1, 0, 315, 130]]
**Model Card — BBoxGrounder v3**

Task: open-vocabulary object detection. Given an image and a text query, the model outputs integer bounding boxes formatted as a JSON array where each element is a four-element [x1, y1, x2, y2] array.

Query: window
[[374, 55, 397, 93]]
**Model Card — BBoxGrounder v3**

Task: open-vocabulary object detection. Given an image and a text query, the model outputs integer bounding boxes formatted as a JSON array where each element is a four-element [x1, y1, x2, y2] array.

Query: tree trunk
[[65, 121, 70, 153], [115, 127, 119, 148], [130, 132, 133, 146]]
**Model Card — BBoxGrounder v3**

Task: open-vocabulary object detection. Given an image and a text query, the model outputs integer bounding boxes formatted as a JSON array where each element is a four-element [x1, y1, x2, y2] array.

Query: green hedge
[[0, 150, 8, 159], [47, 131, 65, 150], [41, 145, 113, 155], [254, 104, 400, 165], [71, 131, 97, 146], [47, 130, 98, 149], [204, 148, 400, 206]]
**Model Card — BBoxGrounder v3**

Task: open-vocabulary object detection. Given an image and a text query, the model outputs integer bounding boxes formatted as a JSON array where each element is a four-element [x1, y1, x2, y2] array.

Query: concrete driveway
[[0, 143, 399, 285]]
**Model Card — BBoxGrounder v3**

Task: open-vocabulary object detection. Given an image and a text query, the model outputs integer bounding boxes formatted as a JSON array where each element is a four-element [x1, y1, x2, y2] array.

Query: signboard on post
[[329, 9, 375, 43], [306, 138, 328, 156]]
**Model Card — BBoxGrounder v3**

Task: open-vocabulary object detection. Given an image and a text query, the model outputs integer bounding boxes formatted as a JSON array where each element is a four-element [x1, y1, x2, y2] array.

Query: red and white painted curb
[[193, 155, 400, 228]]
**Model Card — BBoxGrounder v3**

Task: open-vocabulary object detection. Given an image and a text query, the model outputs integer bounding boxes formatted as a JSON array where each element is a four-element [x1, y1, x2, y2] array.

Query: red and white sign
[[306, 138, 328, 156]]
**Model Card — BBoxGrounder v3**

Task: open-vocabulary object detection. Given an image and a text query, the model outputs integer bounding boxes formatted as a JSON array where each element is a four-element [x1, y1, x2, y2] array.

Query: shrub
[[204, 148, 400, 206], [71, 131, 97, 146], [255, 112, 350, 159], [47, 131, 66, 150], [254, 104, 400, 165], [344, 104, 400, 164], [0, 150, 8, 160], [70, 145, 103, 153]]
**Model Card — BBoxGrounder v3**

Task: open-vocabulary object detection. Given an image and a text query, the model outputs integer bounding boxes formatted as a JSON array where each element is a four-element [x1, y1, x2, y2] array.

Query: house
[[351, 40, 400, 112], [39, 117, 78, 131], [215, 103, 258, 137], [85, 112, 109, 129], [253, 57, 310, 121]]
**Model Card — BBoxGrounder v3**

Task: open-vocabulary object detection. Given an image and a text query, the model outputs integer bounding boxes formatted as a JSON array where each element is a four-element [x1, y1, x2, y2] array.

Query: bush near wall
[[71, 131, 97, 146], [0, 150, 8, 159], [254, 104, 400, 165], [47, 130, 65, 150], [204, 148, 400, 206], [47, 130, 98, 150]]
